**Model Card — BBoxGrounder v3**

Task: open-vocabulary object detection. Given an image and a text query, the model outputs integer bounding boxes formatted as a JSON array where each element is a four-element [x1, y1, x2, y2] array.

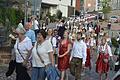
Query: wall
[[111, 0, 120, 10], [58, 4, 68, 17], [75, 0, 80, 12], [0, 47, 11, 65], [42, 0, 76, 17]]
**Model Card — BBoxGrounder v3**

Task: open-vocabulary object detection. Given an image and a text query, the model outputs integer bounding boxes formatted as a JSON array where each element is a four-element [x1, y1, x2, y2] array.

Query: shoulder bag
[[17, 42, 31, 70], [36, 42, 60, 80]]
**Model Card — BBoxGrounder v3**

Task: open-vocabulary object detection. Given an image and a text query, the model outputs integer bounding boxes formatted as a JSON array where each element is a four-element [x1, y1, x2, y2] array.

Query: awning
[[41, 2, 57, 8]]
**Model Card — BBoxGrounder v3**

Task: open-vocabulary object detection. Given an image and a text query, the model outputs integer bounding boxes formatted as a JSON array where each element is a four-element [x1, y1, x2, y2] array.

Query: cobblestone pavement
[[68, 52, 116, 80], [0, 64, 116, 80], [0, 66, 16, 80], [0, 52, 116, 80]]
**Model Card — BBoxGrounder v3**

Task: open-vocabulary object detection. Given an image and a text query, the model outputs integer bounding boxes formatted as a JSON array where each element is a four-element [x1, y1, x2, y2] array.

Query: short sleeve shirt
[[14, 37, 33, 63], [32, 40, 53, 67], [25, 29, 36, 43]]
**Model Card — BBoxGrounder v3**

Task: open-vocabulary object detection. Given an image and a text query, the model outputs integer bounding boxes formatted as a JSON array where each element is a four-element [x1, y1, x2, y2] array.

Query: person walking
[[32, 17, 39, 37], [70, 32, 87, 80], [96, 38, 113, 80], [46, 28, 57, 56], [53, 29, 61, 66], [57, 20, 66, 39], [14, 27, 33, 80], [31, 30, 55, 80], [58, 30, 72, 80], [85, 35, 92, 70], [25, 22, 36, 46]]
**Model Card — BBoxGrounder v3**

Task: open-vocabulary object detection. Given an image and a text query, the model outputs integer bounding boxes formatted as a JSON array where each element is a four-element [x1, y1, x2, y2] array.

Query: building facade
[[75, 0, 80, 12], [40, 0, 76, 17], [84, 0, 97, 12], [111, 0, 120, 10]]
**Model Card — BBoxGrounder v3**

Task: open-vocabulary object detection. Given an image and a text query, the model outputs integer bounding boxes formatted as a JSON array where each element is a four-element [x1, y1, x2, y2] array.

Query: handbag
[[17, 43, 31, 70], [36, 42, 60, 80], [6, 60, 16, 77]]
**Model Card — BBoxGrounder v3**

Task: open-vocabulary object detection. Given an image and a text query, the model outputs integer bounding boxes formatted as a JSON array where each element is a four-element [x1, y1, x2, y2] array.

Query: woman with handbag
[[31, 30, 59, 80], [14, 27, 33, 80], [96, 38, 113, 80]]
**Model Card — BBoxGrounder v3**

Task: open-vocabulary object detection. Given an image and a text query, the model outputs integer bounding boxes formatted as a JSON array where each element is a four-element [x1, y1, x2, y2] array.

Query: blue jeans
[[31, 67, 46, 80]]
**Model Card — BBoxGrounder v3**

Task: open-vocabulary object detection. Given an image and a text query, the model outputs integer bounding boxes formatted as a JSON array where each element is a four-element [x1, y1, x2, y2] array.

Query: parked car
[[109, 16, 120, 23]]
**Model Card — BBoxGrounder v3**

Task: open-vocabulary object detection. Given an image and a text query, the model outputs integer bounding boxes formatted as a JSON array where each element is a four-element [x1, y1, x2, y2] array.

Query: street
[[0, 22, 119, 80], [0, 52, 116, 80]]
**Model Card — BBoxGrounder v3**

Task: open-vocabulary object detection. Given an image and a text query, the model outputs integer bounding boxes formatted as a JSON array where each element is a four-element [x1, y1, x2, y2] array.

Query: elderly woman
[[31, 30, 56, 80], [14, 27, 33, 80]]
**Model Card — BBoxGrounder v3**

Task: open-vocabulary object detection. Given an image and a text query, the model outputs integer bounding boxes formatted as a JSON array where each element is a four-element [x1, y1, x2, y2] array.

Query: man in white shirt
[[70, 32, 87, 80], [33, 17, 39, 37]]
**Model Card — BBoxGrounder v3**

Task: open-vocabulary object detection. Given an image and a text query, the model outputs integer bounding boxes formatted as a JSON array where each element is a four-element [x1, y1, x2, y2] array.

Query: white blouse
[[32, 40, 53, 67], [14, 37, 33, 63], [98, 44, 113, 56]]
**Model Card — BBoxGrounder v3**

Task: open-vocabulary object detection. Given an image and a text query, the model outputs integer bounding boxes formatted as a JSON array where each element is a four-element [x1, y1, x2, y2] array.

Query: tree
[[56, 10, 62, 20], [0, 0, 24, 39], [101, 0, 112, 19]]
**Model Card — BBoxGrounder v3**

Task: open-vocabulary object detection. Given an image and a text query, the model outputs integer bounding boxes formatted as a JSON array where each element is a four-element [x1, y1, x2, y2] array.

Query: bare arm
[[49, 51, 54, 66], [59, 43, 72, 57]]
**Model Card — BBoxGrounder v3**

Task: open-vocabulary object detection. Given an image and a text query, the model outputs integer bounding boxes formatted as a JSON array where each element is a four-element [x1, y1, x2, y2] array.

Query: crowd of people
[[6, 16, 120, 80]]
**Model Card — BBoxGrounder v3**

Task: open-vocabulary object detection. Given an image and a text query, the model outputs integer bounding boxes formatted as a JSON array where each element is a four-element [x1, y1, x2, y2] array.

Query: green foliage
[[111, 38, 119, 48], [101, 0, 112, 14], [62, 16, 66, 21], [0, 7, 24, 39], [0, 8, 6, 25], [0, 7, 24, 26], [49, 14, 56, 22], [46, 11, 51, 17], [56, 10, 62, 20]]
